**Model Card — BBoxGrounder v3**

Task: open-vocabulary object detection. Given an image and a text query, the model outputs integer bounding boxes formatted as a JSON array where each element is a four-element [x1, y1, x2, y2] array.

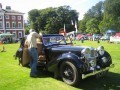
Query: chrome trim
[[82, 64, 115, 79]]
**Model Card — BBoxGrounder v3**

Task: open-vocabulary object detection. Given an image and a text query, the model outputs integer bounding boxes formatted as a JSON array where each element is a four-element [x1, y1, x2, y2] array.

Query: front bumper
[[82, 64, 115, 79]]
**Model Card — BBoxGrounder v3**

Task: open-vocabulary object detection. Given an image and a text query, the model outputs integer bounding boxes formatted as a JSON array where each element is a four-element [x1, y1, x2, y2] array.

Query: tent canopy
[[0, 33, 14, 37], [106, 29, 116, 33], [106, 30, 116, 35]]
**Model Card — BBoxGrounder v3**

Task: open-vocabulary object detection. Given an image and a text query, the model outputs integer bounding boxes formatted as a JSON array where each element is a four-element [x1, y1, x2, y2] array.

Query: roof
[[0, 8, 24, 14]]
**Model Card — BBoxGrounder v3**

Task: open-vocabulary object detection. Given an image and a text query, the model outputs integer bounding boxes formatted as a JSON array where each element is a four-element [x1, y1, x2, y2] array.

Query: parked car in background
[[114, 33, 120, 38], [16, 34, 114, 86], [76, 34, 88, 40], [92, 34, 102, 41], [100, 34, 110, 41], [110, 33, 120, 43]]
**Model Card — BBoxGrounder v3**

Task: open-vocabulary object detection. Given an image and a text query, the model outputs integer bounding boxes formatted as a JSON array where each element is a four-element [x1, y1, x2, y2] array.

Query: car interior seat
[[36, 38, 46, 61]]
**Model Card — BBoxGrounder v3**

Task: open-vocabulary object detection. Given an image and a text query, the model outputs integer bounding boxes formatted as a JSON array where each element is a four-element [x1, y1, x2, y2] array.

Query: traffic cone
[[1, 46, 6, 52]]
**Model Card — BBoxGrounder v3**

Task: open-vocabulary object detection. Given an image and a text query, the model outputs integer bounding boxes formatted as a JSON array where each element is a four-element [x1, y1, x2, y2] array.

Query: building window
[[12, 22, 16, 28], [18, 32, 22, 38], [12, 16, 16, 20], [0, 15, 2, 19], [5, 15, 9, 19], [12, 32, 16, 37], [18, 16, 21, 20], [0, 21, 3, 28], [18, 22, 22, 28], [6, 21, 10, 28]]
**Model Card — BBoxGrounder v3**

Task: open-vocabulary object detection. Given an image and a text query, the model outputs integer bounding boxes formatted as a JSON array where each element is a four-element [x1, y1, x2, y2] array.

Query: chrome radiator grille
[[90, 49, 97, 57]]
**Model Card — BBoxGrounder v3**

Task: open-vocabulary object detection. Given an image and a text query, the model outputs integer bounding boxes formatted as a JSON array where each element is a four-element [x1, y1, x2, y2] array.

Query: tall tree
[[80, 1, 104, 34], [28, 6, 79, 34], [86, 18, 100, 34], [102, 0, 120, 32], [78, 20, 86, 33], [28, 9, 40, 33]]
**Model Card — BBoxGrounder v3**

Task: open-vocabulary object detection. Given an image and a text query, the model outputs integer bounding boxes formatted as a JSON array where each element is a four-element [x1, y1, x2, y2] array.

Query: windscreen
[[42, 35, 66, 46]]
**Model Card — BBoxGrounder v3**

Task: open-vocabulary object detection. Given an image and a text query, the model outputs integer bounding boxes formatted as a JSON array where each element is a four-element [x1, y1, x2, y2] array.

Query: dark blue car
[[20, 34, 114, 86]]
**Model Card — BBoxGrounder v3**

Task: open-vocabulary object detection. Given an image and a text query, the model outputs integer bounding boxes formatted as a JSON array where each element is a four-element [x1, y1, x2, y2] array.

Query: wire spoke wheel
[[60, 61, 80, 86]]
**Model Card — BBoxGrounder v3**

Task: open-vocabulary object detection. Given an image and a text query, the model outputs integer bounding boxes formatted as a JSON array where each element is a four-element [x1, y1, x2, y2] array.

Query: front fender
[[57, 52, 84, 69]]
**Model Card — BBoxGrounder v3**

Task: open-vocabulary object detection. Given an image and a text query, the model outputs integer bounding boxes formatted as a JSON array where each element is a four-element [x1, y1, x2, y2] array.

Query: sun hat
[[29, 29, 34, 33]]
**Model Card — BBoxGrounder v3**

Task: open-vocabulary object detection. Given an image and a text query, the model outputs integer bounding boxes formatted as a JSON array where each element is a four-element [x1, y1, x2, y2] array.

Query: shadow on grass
[[27, 66, 120, 90], [37, 70, 54, 78], [37, 70, 120, 90], [76, 72, 120, 90]]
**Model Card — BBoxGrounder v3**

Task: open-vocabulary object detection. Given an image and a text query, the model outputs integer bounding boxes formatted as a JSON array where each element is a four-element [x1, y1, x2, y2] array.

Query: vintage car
[[19, 34, 114, 86]]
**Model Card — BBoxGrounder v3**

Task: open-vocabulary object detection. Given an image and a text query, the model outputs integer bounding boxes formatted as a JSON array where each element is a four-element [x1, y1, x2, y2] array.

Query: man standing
[[25, 29, 42, 77]]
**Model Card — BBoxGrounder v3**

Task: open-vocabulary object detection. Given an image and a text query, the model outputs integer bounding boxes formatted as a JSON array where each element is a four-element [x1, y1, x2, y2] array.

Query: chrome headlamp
[[89, 60, 96, 67], [81, 48, 91, 58], [97, 46, 105, 56], [101, 57, 108, 63]]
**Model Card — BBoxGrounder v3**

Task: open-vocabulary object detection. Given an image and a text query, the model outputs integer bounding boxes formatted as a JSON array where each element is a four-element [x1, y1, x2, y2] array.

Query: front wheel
[[60, 61, 81, 86]]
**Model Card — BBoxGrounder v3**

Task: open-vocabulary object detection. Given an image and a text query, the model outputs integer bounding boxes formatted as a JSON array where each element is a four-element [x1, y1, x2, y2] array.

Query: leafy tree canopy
[[27, 6, 79, 34]]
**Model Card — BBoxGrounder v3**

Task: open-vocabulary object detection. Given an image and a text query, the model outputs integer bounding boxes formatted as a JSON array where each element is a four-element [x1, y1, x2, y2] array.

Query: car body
[[110, 33, 120, 43], [20, 34, 114, 86], [76, 34, 88, 40], [100, 34, 110, 41]]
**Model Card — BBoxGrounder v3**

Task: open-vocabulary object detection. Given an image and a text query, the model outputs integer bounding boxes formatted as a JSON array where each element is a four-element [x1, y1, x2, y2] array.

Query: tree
[[28, 9, 40, 33], [86, 18, 100, 34], [28, 6, 79, 34], [80, 1, 104, 34], [78, 20, 86, 33], [101, 0, 120, 32]]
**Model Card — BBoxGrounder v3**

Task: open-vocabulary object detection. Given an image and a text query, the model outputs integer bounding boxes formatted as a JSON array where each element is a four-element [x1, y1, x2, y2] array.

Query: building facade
[[0, 3, 25, 39]]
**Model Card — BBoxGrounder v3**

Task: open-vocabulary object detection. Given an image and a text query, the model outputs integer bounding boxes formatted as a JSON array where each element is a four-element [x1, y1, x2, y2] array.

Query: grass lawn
[[0, 41, 120, 90]]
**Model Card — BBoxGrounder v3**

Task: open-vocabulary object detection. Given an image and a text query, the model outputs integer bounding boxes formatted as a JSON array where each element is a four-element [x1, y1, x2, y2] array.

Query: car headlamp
[[101, 57, 107, 63], [97, 46, 105, 56], [81, 48, 91, 58], [82, 48, 90, 54], [89, 60, 96, 67]]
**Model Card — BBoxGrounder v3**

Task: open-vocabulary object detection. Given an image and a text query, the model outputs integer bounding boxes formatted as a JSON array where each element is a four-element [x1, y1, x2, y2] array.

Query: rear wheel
[[60, 61, 81, 86]]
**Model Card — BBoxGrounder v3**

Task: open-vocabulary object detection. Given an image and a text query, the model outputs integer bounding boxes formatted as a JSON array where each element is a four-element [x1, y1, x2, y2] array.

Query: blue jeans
[[28, 47, 38, 75]]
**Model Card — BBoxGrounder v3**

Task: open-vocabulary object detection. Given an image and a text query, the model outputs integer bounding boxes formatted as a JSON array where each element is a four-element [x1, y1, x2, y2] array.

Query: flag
[[71, 20, 74, 25], [64, 23, 66, 32], [75, 21, 78, 33]]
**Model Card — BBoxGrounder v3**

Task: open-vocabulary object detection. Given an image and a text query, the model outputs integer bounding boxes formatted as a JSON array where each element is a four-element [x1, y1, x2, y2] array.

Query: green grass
[[0, 41, 120, 90]]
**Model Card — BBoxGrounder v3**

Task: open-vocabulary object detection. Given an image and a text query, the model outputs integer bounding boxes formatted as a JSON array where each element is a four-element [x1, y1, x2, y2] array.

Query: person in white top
[[25, 29, 42, 77]]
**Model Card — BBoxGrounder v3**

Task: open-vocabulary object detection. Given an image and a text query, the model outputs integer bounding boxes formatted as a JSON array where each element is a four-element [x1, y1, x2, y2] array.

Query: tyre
[[60, 61, 81, 86]]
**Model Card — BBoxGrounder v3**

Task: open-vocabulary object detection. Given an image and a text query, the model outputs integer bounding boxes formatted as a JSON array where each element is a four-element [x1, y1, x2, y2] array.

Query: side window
[[18, 16, 21, 20], [5, 15, 9, 19], [12, 22, 16, 28], [18, 22, 22, 28], [6, 22, 10, 28], [12, 16, 16, 20], [0, 21, 3, 28], [0, 15, 2, 19], [18, 32, 22, 38]]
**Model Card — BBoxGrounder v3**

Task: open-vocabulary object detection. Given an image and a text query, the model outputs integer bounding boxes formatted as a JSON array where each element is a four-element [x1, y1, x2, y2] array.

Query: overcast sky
[[0, 0, 104, 20]]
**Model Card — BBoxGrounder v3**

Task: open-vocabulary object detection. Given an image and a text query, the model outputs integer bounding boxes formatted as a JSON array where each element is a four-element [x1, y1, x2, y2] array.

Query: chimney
[[0, 3, 2, 9], [6, 6, 11, 10]]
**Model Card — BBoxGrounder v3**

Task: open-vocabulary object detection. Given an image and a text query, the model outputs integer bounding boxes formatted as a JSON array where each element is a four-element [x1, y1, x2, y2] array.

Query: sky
[[0, 0, 104, 20]]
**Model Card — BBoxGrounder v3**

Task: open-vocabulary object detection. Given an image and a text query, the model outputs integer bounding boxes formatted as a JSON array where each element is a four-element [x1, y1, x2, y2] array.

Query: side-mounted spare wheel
[[60, 61, 81, 86]]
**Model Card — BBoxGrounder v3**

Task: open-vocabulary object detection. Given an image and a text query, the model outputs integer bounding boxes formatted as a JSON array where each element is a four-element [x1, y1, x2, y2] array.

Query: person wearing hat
[[25, 29, 42, 77]]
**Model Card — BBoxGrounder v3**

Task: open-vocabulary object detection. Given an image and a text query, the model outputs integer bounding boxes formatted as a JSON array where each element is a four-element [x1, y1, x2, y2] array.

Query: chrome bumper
[[82, 64, 115, 79]]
